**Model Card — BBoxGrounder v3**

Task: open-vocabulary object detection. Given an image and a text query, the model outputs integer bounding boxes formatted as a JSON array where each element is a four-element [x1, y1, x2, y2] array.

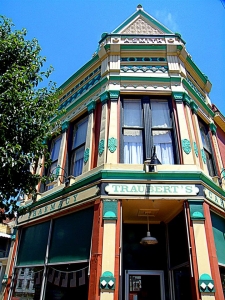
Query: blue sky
[[1, 0, 225, 114]]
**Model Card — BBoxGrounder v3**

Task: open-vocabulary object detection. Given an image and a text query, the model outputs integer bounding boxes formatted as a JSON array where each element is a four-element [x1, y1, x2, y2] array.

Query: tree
[[0, 16, 60, 216]]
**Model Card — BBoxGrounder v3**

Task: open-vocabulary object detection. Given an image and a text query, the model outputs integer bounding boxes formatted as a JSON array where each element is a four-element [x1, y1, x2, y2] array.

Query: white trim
[[0, 233, 11, 238]]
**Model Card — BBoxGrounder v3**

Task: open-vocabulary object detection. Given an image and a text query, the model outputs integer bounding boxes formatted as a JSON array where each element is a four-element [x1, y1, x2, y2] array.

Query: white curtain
[[153, 131, 174, 164], [151, 101, 171, 128], [124, 130, 143, 164], [73, 146, 85, 176]]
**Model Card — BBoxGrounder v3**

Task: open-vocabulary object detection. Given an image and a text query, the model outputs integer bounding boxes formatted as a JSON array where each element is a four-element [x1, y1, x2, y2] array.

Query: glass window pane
[[153, 130, 174, 164], [199, 124, 211, 152], [48, 207, 93, 264], [12, 267, 43, 299], [51, 137, 62, 161], [124, 101, 142, 127], [17, 221, 50, 266], [73, 118, 88, 148], [151, 101, 172, 128], [72, 146, 85, 177], [123, 129, 143, 164]]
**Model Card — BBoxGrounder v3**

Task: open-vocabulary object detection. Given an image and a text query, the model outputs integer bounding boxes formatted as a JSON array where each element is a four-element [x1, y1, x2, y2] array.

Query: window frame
[[120, 96, 177, 164], [69, 116, 88, 177], [198, 119, 216, 177]]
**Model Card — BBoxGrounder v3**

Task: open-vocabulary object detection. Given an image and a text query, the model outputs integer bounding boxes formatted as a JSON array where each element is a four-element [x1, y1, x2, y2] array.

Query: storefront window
[[219, 266, 225, 297], [12, 267, 43, 300], [44, 263, 88, 300]]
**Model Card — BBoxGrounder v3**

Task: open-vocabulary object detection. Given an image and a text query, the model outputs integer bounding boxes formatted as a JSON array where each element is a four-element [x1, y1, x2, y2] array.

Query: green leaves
[[0, 16, 61, 217]]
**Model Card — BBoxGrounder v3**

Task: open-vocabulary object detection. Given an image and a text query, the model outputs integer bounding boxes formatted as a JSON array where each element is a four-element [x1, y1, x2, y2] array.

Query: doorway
[[125, 270, 165, 300]]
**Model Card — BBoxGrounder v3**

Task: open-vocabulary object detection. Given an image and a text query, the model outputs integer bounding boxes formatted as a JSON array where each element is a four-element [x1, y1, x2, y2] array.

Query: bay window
[[121, 97, 175, 164], [70, 117, 88, 177]]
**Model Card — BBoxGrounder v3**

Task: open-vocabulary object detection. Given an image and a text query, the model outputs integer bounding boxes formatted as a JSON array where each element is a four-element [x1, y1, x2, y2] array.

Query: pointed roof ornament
[[137, 4, 143, 11]]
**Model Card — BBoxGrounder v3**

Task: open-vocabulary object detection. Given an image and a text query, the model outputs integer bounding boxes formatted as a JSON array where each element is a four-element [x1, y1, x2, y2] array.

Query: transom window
[[70, 117, 88, 177], [121, 97, 175, 165]]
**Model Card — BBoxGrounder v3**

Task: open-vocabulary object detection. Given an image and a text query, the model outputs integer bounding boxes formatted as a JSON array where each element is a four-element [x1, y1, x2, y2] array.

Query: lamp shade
[[140, 231, 158, 245]]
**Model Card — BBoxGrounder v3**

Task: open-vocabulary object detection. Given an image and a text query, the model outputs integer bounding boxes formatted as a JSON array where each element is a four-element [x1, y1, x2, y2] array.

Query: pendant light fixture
[[140, 217, 158, 245]]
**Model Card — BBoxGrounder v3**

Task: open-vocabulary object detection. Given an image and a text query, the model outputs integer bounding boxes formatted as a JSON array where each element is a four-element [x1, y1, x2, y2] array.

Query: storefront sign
[[18, 186, 99, 224], [105, 184, 199, 196], [204, 188, 225, 209]]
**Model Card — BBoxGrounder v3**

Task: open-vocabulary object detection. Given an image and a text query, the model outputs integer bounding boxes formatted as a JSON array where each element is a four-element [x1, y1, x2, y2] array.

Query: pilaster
[[83, 101, 96, 173], [106, 91, 120, 164], [188, 200, 215, 300]]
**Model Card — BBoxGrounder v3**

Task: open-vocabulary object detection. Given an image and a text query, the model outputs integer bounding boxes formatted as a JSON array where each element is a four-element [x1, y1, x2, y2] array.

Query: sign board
[[204, 188, 225, 209], [105, 184, 199, 196]]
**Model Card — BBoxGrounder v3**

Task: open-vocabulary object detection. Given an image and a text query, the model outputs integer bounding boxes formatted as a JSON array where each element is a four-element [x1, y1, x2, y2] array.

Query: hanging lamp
[[140, 217, 158, 245]]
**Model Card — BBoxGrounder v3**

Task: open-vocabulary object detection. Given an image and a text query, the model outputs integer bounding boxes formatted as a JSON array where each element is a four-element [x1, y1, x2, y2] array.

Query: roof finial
[[137, 4, 143, 11]]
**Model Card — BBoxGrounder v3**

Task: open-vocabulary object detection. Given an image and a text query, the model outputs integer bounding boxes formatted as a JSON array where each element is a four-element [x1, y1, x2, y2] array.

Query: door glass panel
[[129, 274, 161, 300], [173, 267, 192, 300]]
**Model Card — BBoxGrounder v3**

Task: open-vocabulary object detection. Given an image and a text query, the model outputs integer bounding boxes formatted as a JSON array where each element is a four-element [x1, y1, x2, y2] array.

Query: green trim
[[182, 79, 215, 117], [59, 55, 99, 90], [186, 56, 208, 85], [52, 77, 108, 123], [121, 45, 166, 51], [172, 91, 183, 101], [103, 200, 118, 220], [98, 139, 105, 156], [183, 93, 191, 105], [22, 169, 225, 213], [112, 9, 173, 34], [188, 200, 205, 220], [190, 100, 199, 114]]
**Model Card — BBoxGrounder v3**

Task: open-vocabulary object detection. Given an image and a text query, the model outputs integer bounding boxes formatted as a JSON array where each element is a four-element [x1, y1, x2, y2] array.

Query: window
[[199, 120, 215, 176], [121, 98, 174, 164], [46, 136, 62, 190], [70, 117, 88, 177]]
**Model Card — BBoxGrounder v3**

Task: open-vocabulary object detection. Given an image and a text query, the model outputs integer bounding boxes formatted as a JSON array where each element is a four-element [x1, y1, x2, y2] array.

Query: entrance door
[[125, 270, 165, 300]]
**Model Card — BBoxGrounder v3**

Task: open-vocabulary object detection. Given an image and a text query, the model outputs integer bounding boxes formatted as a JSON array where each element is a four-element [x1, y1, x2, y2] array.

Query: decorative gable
[[121, 16, 163, 35]]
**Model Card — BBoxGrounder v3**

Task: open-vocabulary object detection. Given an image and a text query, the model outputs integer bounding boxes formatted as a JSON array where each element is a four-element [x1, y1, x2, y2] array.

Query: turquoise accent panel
[[98, 139, 105, 155], [188, 200, 205, 220], [103, 200, 118, 220], [211, 212, 225, 265], [108, 137, 117, 153], [17, 221, 50, 266], [182, 139, 191, 154], [49, 207, 93, 263], [87, 100, 96, 113], [61, 120, 69, 132], [172, 91, 184, 101], [209, 123, 217, 135], [100, 271, 115, 290], [201, 149, 206, 164], [84, 148, 90, 163], [193, 142, 198, 157], [190, 100, 199, 114], [109, 90, 120, 99], [200, 274, 212, 280], [199, 274, 215, 293], [100, 91, 109, 103]]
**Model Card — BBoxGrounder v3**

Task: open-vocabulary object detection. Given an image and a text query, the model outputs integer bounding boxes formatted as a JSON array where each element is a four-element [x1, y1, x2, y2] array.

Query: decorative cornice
[[182, 139, 191, 154]]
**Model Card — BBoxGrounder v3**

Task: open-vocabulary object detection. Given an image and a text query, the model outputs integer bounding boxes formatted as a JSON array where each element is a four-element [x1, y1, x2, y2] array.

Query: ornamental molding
[[108, 137, 117, 153], [193, 142, 198, 157], [121, 16, 163, 35], [84, 148, 90, 164], [98, 139, 105, 156], [182, 139, 191, 154], [201, 149, 206, 164]]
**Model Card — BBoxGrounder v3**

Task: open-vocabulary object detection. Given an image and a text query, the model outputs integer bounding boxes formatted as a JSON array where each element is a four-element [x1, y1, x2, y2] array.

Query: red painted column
[[88, 200, 104, 300], [185, 202, 201, 300], [4, 236, 18, 300], [114, 200, 121, 300], [203, 202, 224, 299]]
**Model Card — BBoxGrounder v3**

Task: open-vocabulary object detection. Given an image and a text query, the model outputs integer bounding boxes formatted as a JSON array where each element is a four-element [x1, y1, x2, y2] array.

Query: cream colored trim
[[98, 102, 109, 166], [176, 102, 195, 164], [83, 113, 94, 173], [106, 100, 118, 164]]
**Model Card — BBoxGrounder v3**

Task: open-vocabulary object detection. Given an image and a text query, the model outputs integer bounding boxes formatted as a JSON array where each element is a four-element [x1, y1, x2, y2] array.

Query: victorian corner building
[[4, 6, 225, 300]]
